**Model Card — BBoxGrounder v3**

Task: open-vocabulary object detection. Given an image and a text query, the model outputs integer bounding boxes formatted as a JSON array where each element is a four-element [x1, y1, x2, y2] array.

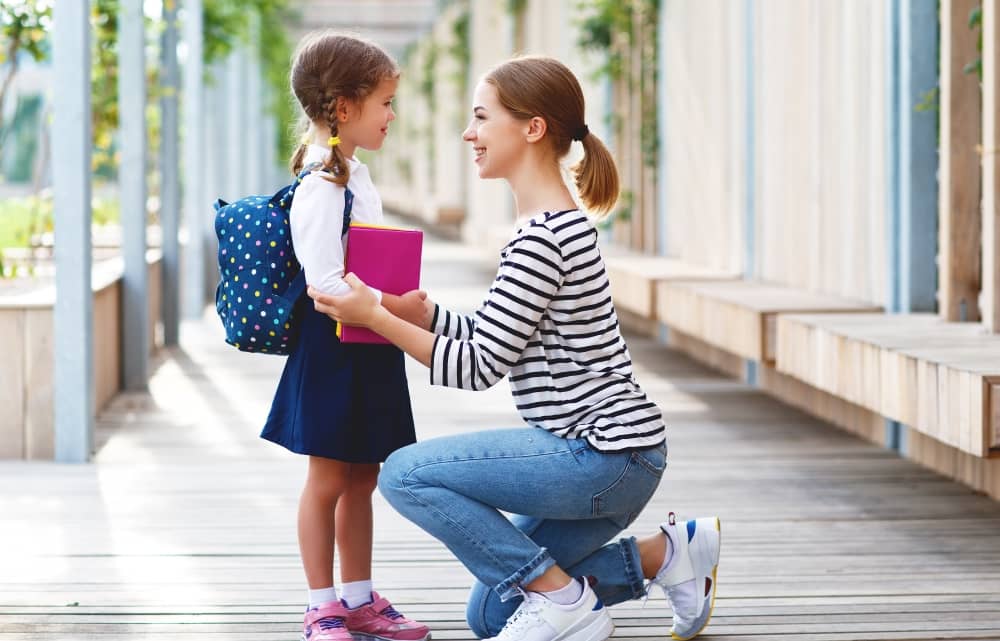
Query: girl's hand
[[309, 274, 380, 327], [397, 289, 435, 330]]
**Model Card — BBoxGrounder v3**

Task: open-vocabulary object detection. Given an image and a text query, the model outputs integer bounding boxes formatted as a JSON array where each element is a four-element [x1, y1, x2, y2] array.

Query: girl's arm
[[290, 173, 383, 301]]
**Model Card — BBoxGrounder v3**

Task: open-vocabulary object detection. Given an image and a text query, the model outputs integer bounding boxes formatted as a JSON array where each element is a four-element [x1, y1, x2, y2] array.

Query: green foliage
[[576, 0, 659, 168], [0, 195, 121, 251], [2, 93, 41, 180], [576, 0, 633, 81], [0, 195, 46, 250], [506, 0, 528, 17], [963, 4, 982, 78], [0, 0, 51, 150], [420, 42, 438, 105], [202, 0, 298, 161], [91, 0, 119, 178], [0, 1, 49, 64], [915, 87, 939, 113], [255, 3, 297, 163], [448, 4, 470, 105]]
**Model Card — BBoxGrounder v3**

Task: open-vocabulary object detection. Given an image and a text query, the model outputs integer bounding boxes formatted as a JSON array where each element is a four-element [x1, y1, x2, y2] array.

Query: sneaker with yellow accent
[[649, 513, 721, 640]]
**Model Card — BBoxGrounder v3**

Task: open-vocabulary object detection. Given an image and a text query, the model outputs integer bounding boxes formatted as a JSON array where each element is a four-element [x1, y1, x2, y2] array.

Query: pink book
[[336, 223, 423, 344]]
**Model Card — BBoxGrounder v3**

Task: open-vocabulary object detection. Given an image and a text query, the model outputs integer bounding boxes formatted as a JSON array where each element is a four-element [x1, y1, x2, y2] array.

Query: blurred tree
[[91, 0, 119, 177], [0, 0, 51, 153], [203, 0, 297, 161], [1, 2, 294, 184]]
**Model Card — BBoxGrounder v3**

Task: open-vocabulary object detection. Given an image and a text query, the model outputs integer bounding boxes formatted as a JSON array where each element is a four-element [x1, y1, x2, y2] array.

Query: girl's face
[[339, 76, 398, 153], [462, 81, 527, 179]]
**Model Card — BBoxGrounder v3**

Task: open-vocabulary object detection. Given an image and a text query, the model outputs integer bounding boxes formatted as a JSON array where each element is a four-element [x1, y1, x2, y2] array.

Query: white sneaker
[[484, 578, 614, 641], [649, 513, 721, 641]]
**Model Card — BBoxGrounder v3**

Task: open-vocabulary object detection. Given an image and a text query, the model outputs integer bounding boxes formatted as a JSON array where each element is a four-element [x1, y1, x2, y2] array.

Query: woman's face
[[462, 81, 526, 180]]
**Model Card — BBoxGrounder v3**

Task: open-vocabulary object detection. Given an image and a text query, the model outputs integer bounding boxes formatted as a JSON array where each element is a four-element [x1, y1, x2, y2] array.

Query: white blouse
[[289, 144, 383, 299]]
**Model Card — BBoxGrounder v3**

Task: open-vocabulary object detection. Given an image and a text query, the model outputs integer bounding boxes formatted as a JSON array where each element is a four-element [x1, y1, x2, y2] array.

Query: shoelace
[[495, 592, 545, 637], [379, 604, 404, 620], [639, 576, 674, 615], [317, 616, 347, 630]]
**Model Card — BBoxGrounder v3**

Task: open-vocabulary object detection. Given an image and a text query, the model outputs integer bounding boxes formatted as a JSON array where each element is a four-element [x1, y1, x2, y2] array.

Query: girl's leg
[[335, 462, 379, 584], [299, 455, 352, 590], [336, 462, 432, 641]]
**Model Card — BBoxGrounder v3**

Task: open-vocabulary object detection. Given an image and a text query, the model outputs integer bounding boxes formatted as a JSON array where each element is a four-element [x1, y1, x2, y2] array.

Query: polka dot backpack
[[213, 163, 353, 355]]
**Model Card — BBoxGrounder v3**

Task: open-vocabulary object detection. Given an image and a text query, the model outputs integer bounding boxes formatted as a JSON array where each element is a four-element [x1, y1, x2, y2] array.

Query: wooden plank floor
[[3, 226, 1000, 640]]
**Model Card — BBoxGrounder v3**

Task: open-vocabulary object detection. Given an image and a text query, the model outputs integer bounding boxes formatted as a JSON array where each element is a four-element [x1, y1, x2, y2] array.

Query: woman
[[309, 56, 720, 641]]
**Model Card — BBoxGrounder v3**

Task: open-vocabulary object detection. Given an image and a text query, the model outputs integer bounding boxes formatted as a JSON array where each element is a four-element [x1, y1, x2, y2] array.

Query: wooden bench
[[776, 313, 1000, 457], [655, 280, 883, 363], [0, 252, 162, 460], [604, 255, 739, 319]]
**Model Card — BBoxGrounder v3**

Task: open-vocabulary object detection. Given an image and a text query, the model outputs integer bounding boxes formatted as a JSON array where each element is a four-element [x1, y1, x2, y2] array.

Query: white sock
[[658, 529, 677, 576], [341, 580, 374, 608], [309, 586, 338, 608], [657, 525, 698, 615], [540, 577, 584, 605]]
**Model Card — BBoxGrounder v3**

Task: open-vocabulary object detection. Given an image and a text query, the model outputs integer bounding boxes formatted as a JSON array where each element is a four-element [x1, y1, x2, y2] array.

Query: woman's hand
[[395, 289, 435, 330], [309, 274, 381, 328], [310, 274, 436, 366]]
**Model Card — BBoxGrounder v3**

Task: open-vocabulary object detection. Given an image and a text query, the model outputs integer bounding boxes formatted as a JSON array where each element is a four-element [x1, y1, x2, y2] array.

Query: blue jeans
[[378, 428, 667, 638]]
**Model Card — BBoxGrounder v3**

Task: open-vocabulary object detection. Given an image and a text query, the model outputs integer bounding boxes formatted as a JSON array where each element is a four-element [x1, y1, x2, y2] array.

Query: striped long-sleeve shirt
[[429, 208, 665, 452]]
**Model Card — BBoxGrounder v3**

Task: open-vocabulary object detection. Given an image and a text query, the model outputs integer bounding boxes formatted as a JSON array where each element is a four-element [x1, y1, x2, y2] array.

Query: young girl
[[310, 56, 721, 641], [262, 31, 431, 641]]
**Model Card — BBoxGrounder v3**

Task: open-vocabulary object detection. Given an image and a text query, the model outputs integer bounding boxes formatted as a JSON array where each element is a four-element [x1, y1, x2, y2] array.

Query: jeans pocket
[[592, 450, 665, 529]]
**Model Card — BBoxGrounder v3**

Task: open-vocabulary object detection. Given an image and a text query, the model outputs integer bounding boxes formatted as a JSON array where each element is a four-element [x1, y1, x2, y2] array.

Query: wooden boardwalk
[[3, 227, 1000, 640]]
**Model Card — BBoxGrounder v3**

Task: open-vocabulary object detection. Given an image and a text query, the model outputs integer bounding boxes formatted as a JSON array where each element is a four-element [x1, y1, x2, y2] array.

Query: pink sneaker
[[303, 601, 353, 641], [344, 591, 431, 641]]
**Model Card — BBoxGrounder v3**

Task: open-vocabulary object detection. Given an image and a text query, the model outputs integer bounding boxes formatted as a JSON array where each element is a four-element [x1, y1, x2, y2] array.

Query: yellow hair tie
[[300, 134, 311, 145], [328, 136, 341, 148]]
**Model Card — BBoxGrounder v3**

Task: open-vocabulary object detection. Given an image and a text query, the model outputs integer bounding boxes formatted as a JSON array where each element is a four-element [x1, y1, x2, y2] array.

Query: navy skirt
[[261, 300, 416, 463]]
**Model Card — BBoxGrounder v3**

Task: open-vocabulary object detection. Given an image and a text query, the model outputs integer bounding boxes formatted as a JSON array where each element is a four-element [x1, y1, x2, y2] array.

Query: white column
[[224, 50, 248, 201], [465, 0, 512, 248], [182, 0, 205, 319], [262, 87, 282, 189], [247, 14, 265, 193], [160, 0, 181, 345], [201, 62, 224, 299], [52, 0, 94, 462], [983, 0, 1000, 330], [118, 0, 148, 389]]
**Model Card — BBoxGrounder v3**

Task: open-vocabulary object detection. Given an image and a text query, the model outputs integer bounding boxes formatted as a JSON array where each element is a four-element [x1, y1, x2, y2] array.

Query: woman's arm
[[310, 277, 435, 366], [310, 223, 564, 391]]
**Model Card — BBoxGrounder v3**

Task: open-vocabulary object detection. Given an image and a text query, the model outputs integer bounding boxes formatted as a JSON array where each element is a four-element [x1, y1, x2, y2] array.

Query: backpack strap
[[342, 188, 354, 236], [283, 171, 355, 307]]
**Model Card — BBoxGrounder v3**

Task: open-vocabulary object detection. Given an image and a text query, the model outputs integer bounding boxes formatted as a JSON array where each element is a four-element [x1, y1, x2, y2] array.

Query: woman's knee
[[377, 446, 416, 505]]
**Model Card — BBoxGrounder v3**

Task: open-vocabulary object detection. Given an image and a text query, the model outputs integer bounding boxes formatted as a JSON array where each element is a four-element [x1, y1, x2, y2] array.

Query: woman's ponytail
[[571, 132, 619, 218]]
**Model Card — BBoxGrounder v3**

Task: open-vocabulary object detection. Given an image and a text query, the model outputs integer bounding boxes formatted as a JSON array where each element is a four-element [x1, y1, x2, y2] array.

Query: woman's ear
[[525, 116, 547, 143]]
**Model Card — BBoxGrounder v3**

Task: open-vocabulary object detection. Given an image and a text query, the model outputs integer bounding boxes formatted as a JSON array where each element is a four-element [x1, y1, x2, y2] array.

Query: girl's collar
[[306, 143, 361, 167]]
